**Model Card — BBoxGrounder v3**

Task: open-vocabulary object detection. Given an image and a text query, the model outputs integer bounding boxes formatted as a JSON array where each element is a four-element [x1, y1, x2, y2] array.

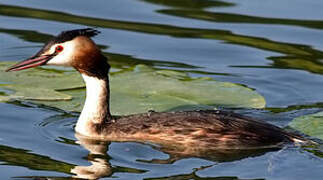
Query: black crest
[[54, 28, 100, 44], [35, 28, 100, 56]]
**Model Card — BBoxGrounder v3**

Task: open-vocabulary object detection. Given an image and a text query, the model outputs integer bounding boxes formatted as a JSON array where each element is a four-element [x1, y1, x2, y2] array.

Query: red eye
[[55, 45, 64, 52]]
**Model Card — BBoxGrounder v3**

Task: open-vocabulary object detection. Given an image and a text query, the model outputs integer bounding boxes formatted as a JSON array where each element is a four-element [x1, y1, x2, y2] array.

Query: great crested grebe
[[6, 28, 307, 149]]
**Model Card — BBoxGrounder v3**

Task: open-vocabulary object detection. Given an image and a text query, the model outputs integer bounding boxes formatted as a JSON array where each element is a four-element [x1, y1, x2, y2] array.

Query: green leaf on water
[[289, 111, 323, 140], [0, 62, 265, 115], [2, 85, 72, 101]]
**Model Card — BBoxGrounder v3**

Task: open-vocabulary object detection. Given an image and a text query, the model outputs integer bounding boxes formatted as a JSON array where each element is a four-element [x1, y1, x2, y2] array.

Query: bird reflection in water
[[72, 133, 281, 179], [71, 134, 112, 179]]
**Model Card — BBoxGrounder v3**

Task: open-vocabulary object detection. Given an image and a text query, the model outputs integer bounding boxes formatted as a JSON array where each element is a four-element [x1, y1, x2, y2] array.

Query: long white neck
[[75, 74, 111, 136]]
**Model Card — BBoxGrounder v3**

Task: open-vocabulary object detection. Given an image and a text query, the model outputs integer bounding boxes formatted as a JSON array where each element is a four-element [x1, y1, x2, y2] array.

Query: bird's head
[[6, 28, 109, 78]]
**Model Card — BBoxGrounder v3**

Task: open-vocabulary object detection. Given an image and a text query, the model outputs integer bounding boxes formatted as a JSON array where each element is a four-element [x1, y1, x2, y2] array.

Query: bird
[[6, 28, 308, 152]]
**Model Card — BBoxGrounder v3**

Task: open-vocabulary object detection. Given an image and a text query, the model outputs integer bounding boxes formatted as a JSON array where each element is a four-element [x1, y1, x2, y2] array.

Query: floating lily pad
[[1, 85, 71, 101], [0, 62, 265, 115], [289, 111, 323, 140]]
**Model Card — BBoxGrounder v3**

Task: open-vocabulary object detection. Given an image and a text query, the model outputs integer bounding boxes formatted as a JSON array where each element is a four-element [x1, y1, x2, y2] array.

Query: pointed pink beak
[[6, 55, 54, 72]]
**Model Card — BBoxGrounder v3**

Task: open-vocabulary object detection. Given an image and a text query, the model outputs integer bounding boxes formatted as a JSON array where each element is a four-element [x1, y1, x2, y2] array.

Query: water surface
[[0, 0, 322, 179]]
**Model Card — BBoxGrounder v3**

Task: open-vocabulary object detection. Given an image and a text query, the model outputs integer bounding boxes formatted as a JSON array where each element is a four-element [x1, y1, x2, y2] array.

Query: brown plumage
[[95, 110, 298, 149]]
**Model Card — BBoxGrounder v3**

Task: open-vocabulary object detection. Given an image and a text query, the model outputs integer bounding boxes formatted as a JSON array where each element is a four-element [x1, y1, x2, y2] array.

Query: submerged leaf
[[289, 111, 323, 140], [0, 62, 265, 115]]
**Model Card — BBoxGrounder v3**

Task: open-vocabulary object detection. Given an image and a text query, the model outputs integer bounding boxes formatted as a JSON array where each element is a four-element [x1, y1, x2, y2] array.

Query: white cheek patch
[[46, 41, 75, 66]]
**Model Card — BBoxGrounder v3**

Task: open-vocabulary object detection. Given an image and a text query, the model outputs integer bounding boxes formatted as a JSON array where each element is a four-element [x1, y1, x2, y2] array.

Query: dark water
[[0, 0, 323, 179]]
